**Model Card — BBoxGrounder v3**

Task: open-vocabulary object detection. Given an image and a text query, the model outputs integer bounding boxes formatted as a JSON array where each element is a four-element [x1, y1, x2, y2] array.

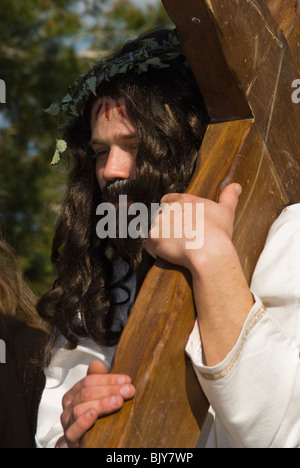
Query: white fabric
[[36, 260, 136, 448], [36, 205, 300, 448], [186, 204, 300, 448], [36, 339, 116, 448]]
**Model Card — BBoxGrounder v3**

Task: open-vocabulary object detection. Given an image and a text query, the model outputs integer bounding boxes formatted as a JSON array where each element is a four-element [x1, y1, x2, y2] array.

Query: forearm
[[189, 240, 254, 367], [148, 186, 254, 366]]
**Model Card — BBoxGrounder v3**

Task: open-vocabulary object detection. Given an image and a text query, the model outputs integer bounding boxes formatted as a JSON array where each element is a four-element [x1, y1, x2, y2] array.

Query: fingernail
[[117, 376, 127, 385], [235, 184, 242, 195], [120, 385, 132, 398], [85, 409, 94, 419], [110, 396, 120, 408]]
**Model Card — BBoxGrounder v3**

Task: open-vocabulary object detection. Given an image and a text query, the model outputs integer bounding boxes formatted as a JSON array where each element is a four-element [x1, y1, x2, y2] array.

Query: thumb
[[87, 360, 107, 376], [218, 183, 242, 215]]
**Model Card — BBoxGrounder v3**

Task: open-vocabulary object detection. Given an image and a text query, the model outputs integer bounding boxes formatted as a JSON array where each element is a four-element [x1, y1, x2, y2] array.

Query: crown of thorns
[[46, 30, 185, 165]]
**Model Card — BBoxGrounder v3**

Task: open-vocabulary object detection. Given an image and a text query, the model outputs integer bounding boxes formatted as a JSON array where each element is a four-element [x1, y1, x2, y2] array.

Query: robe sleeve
[[186, 204, 300, 448]]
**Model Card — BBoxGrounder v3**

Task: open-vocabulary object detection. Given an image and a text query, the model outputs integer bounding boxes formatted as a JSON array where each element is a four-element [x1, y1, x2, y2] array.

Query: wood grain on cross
[[82, 0, 300, 448]]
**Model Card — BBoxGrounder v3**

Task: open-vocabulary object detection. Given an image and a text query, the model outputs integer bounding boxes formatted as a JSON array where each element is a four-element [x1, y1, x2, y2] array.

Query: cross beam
[[82, 0, 300, 448]]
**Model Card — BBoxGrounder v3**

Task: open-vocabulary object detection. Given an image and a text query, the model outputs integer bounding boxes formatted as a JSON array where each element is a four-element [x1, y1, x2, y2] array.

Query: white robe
[[186, 204, 300, 448], [36, 205, 300, 448]]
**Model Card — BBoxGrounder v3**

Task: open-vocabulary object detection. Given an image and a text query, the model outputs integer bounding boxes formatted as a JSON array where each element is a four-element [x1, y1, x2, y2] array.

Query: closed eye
[[93, 149, 110, 160]]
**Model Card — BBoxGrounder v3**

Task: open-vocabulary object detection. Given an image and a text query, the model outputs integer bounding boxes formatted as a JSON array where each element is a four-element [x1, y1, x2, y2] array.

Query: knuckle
[[72, 404, 82, 421], [60, 409, 68, 429], [62, 394, 69, 408], [64, 427, 75, 445], [82, 375, 93, 386], [80, 387, 91, 402], [105, 395, 123, 412]]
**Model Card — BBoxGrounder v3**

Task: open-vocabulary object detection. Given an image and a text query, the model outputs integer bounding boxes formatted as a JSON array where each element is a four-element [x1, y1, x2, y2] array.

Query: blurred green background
[[0, 0, 173, 296]]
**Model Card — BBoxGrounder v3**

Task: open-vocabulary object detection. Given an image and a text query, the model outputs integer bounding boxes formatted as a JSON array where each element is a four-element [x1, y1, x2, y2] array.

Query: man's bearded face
[[90, 96, 137, 193], [90, 96, 161, 267]]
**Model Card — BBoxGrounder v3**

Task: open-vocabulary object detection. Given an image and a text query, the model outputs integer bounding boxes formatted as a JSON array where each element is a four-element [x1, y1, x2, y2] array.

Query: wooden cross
[[82, 0, 300, 448]]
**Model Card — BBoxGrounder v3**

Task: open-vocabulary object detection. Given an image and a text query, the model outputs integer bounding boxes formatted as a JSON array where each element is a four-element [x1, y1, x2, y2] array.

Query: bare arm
[[146, 184, 253, 366]]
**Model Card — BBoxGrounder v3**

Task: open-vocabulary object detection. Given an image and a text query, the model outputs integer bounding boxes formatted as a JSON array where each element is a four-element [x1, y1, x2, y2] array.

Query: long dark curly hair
[[37, 28, 208, 357]]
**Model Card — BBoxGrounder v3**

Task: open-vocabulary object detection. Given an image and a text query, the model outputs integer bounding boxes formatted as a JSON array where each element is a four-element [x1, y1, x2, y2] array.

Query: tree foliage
[[89, 0, 173, 52], [0, 0, 173, 296]]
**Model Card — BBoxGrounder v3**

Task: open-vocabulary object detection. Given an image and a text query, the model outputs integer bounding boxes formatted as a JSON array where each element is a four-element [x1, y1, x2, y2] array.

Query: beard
[[101, 179, 161, 206], [100, 178, 163, 270]]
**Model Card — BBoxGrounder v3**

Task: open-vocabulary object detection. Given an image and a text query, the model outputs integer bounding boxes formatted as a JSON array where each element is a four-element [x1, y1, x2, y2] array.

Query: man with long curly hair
[[35, 27, 300, 449], [36, 28, 209, 448]]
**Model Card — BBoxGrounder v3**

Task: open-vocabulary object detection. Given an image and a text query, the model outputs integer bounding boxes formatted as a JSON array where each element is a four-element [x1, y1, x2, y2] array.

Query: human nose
[[98, 147, 134, 188]]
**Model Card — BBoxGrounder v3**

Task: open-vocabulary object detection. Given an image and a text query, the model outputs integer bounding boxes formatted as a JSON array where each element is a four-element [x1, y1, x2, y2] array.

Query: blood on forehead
[[115, 99, 126, 119], [105, 101, 110, 121], [94, 98, 126, 121], [94, 100, 103, 121]]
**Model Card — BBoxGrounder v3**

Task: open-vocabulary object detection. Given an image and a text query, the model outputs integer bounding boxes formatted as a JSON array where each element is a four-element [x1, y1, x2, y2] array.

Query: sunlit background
[[0, 0, 173, 295]]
